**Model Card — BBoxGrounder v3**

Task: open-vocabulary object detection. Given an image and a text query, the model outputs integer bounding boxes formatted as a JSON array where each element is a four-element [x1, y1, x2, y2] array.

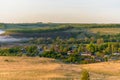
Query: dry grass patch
[[80, 61, 120, 80], [90, 28, 120, 34], [0, 56, 81, 80], [0, 56, 120, 80]]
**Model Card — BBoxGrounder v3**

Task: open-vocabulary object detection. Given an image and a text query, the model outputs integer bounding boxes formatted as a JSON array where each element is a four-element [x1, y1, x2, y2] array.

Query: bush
[[81, 70, 90, 80]]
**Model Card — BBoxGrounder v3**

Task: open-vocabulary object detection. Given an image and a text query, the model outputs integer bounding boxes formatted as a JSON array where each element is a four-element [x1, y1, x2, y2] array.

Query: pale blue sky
[[0, 0, 120, 23]]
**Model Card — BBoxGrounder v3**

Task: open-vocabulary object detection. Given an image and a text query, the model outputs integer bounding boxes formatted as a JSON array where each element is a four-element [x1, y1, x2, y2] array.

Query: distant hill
[[1, 23, 120, 39]]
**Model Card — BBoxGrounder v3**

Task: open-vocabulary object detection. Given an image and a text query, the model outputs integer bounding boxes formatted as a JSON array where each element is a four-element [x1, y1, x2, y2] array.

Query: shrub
[[81, 70, 90, 80]]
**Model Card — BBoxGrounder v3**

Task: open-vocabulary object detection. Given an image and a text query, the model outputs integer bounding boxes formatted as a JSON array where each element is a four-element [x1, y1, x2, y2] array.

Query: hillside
[[0, 56, 120, 80], [2, 23, 120, 39]]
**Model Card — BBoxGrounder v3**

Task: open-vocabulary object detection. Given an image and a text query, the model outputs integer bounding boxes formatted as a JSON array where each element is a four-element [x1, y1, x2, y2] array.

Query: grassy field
[[81, 61, 120, 80], [90, 28, 120, 34], [0, 56, 82, 80], [0, 57, 120, 80]]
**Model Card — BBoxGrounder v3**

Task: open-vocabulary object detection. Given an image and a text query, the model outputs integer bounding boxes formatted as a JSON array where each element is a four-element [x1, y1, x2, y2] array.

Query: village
[[18, 44, 120, 63]]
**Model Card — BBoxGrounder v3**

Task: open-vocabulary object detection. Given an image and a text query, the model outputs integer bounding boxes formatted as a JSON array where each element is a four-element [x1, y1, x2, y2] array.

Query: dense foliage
[[0, 40, 120, 64]]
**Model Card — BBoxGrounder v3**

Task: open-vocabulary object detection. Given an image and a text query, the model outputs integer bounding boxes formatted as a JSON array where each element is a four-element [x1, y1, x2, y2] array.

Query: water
[[0, 30, 5, 34], [0, 30, 29, 43]]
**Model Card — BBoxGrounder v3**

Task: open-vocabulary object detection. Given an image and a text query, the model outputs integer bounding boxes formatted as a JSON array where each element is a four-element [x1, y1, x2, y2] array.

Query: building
[[80, 52, 92, 56], [67, 50, 74, 55], [112, 53, 120, 56]]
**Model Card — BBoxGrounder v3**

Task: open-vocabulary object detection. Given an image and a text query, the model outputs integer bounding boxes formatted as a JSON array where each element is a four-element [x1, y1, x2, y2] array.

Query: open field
[[90, 28, 120, 34], [0, 56, 82, 80], [81, 61, 120, 80], [0, 56, 119, 80]]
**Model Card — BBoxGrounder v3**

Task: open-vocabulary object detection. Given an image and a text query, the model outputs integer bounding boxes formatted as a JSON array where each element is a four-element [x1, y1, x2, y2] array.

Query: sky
[[0, 0, 120, 23]]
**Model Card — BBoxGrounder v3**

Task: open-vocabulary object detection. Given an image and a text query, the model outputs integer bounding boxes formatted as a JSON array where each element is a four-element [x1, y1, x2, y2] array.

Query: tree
[[118, 48, 120, 53], [84, 37, 89, 42], [63, 47, 68, 53], [104, 43, 112, 54], [111, 44, 117, 53], [69, 38, 75, 43], [59, 45, 64, 52], [78, 44, 84, 53], [90, 37, 95, 43], [96, 52, 104, 57], [56, 37, 61, 44], [86, 42, 96, 54], [97, 38, 104, 45], [26, 45, 39, 56], [81, 70, 90, 80]]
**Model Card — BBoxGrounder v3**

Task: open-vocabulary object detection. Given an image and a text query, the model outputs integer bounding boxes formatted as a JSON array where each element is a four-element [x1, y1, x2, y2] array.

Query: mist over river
[[0, 30, 29, 43]]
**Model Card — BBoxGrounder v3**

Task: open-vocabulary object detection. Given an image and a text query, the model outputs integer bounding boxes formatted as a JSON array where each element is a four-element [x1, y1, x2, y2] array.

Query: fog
[[0, 30, 29, 43]]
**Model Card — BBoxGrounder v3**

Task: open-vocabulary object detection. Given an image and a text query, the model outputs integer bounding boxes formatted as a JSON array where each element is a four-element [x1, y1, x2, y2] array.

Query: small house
[[21, 48, 27, 54], [112, 53, 120, 56], [67, 50, 74, 55], [94, 57, 104, 62], [39, 48, 44, 54], [80, 52, 92, 56]]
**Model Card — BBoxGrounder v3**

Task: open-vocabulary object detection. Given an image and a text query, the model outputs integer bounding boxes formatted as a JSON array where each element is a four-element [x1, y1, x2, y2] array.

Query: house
[[104, 55, 110, 58], [108, 57, 118, 61], [21, 48, 27, 54], [44, 49, 51, 52], [94, 57, 103, 62], [112, 53, 120, 56], [84, 58, 93, 61], [67, 50, 74, 55], [39, 48, 44, 54], [37, 46, 44, 54], [71, 45, 77, 50], [80, 52, 92, 56]]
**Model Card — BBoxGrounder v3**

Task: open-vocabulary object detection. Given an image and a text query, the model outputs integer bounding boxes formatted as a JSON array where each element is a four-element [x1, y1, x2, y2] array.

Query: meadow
[[90, 28, 120, 34], [0, 56, 119, 80]]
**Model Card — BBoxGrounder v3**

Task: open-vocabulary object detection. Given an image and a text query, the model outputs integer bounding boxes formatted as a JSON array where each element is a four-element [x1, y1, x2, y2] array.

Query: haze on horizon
[[0, 0, 120, 23]]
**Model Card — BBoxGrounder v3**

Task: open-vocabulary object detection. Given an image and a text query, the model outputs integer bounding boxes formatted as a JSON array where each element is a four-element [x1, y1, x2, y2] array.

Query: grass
[[90, 28, 120, 34], [5, 25, 70, 33], [0, 56, 120, 80], [80, 61, 120, 80], [0, 56, 81, 80]]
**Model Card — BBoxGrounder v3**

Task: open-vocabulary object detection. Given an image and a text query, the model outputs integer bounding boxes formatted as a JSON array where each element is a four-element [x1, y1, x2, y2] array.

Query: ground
[[0, 56, 120, 80]]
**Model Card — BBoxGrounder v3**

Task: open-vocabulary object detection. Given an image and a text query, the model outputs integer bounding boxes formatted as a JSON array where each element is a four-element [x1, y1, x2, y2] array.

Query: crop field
[[0, 56, 119, 80]]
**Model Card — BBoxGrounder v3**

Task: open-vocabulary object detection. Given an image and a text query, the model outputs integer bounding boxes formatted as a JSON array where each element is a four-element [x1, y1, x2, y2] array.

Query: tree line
[[0, 40, 120, 64]]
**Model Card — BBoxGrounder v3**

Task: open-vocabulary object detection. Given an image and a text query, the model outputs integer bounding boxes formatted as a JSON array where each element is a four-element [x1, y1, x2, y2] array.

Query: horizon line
[[1, 22, 120, 24]]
